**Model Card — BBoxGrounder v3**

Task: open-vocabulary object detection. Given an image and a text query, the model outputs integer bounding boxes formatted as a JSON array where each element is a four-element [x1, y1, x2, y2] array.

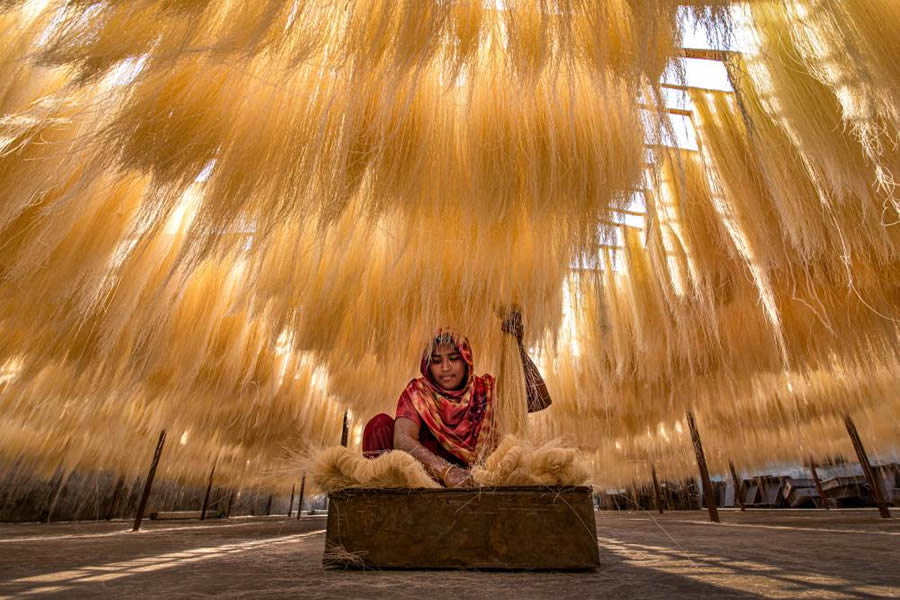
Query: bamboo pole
[[287, 483, 295, 518], [651, 465, 664, 514], [687, 411, 720, 523], [106, 475, 126, 520], [340, 410, 350, 447], [297, 475, 306, 520], [225, 489, 236, 519], [728, 461, 746, 512], [844, 416, 891, 519], [44, 470, 67, 524], [200, 460, 217, 520], [807, 457, 829, 511], [133, 429, 167, 531]]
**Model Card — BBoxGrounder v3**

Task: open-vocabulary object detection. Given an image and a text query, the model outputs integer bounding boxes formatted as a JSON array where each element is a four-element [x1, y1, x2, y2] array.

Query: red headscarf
[[398, 329, 495, 465]]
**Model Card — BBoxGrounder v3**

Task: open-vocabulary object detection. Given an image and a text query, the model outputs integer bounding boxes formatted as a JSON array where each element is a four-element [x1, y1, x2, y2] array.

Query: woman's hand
[[501, 309, 524, 344], [443, 465, 475, 488]]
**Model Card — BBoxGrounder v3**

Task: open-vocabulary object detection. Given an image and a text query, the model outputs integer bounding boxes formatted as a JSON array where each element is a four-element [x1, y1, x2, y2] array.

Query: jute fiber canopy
[[0, 0, 897, 492]]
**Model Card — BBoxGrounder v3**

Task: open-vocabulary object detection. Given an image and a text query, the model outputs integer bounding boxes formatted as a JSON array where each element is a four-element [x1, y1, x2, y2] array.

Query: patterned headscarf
[[398, 328, 495, 465]]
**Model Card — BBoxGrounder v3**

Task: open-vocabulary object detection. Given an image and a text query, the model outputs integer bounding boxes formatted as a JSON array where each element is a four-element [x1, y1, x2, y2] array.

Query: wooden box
[[324, 486, 599, 570]]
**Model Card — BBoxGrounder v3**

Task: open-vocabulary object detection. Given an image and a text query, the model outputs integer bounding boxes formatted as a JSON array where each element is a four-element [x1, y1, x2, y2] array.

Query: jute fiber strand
[[0, 1, 899, 494]]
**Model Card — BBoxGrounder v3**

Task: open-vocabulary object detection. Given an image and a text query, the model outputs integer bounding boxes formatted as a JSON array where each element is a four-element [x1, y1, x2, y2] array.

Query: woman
[[362, 312, 552, 488]]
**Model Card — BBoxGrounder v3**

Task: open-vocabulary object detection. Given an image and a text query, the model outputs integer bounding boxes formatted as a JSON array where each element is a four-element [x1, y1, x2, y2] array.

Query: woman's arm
[[502, 310, 553, 412], [394, 417, 473, 487]]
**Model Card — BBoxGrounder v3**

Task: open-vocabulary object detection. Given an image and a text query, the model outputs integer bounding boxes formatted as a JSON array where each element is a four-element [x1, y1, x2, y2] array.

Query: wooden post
[[133, 429, 167, 531], [807, 456, 829, 510], [687, 411, 720, 523], [651, 465, 664, 514], [287, 483, 295, 518], [225, 489, 236, 519], [265, 494, 273, 516], [728, 461, 746, 512], [297, 474, 306, 520], [340, 410, 350, 447], [44, 470, 68, 523], [200, 460, 217, 520], [844, 416, 891, 519], [106, 475, 126, 520]]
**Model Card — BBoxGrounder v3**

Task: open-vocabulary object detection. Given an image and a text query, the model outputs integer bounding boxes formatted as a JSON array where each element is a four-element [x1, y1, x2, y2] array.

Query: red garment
[[396, 329, 495, 466], [362, 412, 464, 466]]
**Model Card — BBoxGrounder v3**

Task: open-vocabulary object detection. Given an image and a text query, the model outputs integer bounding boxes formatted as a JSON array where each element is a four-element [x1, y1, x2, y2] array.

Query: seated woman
[[362, 312, 552, 488]]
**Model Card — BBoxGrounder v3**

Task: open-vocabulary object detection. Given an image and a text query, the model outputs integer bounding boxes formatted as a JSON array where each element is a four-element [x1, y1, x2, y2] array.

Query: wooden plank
[[151, 510, 206, 520], [325, 486, 599, 570], [133, 429, 166, 532], [687, 411, 720, 523], [844, 416, 891, 518]]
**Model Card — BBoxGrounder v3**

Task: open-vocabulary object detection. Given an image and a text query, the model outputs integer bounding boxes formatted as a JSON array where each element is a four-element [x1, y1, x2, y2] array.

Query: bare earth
[[0, 509, 897, 599]]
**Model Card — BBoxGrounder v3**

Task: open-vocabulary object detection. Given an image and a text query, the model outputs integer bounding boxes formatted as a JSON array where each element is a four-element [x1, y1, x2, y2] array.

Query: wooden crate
[[324, 486, 599, 570]]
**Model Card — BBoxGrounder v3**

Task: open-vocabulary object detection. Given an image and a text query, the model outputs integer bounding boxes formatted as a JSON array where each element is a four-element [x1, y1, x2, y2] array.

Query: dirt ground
[[0, 508, 897, 599]]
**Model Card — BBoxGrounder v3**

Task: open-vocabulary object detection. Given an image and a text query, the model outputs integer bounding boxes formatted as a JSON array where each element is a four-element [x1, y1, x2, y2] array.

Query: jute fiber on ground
[[0, 1, 898, 493]]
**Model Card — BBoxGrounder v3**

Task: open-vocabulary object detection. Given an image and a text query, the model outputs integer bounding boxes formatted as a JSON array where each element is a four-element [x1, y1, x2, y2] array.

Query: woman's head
[[421, 330, 473, 392]]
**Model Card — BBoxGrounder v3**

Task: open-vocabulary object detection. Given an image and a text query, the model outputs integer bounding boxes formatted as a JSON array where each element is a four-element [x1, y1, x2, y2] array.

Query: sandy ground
[[0, 509, 897, 599]]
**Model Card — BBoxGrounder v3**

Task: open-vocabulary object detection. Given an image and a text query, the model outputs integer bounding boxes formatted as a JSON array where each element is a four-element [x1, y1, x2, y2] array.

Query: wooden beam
[[808, 456, 829, 511], [287, 483, 295, 518], [200, 460, 217, 520], [728, 461, 746, 512], [687, 411, 720, 523], [844, 416, 891, 519], [651, 465, 664, 515], [340, 410, 350, 447], [297, 474, 306, 520], [133, 429, 167, 532], [679, 48, 738, 62]]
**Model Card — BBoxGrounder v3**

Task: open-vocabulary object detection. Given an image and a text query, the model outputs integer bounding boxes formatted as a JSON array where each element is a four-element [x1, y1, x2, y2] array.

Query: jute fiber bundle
[[310, 446, 441, 494], [493, 333, 529, 439], [309, 437, 589, 493]]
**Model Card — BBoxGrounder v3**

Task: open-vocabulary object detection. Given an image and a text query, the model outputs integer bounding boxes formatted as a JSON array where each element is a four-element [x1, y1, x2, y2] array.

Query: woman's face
[[428, 343, 466, 391]]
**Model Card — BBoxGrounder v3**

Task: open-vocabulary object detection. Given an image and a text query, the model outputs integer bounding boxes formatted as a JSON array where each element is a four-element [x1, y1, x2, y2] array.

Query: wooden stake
[[200, 460, 217, 520], [340, 410, 350, 447], [844, 416, 891, 519], [265, 494, 273, 516], [133, 429, 167, 531], [651, 465, 664, 514], [44, 470, 68, 524], [288, 483, 295, 518], [225, 489, 236, 519], [106, 475, 126, 520], [687, 411, 720, 523], [297, 474, 306, 520], [728, 461, 746, 512], [808, 456, 829, 511]]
